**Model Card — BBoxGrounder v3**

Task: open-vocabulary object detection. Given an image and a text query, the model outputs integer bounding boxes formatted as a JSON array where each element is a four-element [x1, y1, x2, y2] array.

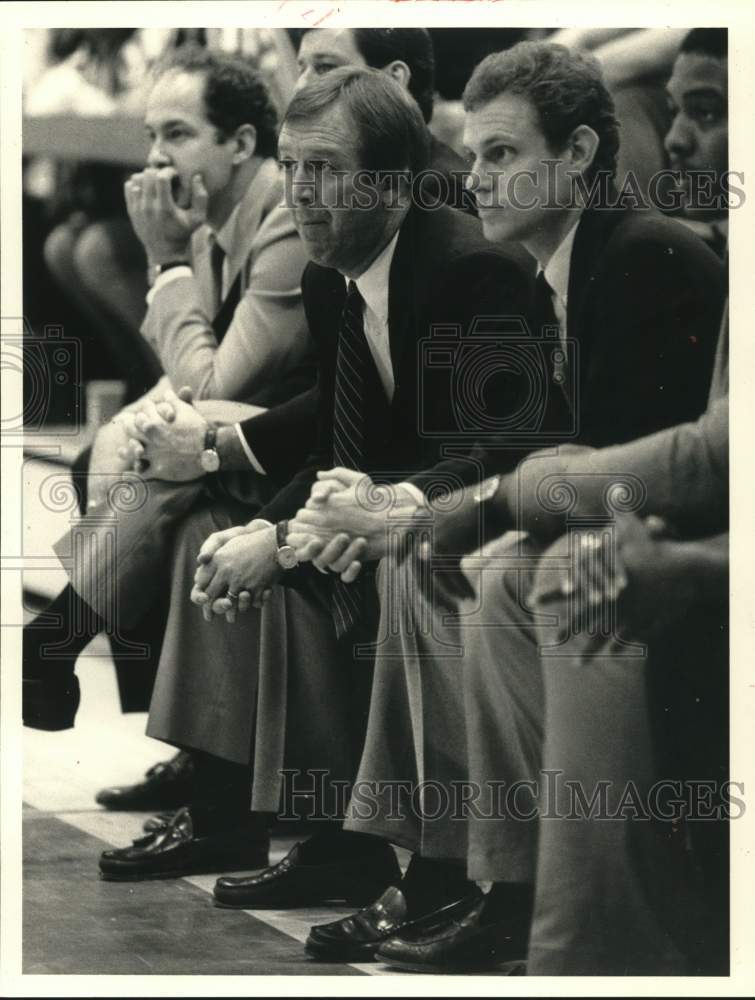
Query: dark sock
[[24, 585, 104, 677], [297, 830, 389, 864], [400, 855, 474, 918], [481, 882, 534, 925], [187, 751, 259, 836]]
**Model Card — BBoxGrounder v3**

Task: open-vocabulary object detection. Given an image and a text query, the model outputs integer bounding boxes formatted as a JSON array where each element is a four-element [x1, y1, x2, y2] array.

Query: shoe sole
[[378, 956, 527, 975], [100, 855, 270, 882], [212, 892, 379, 910], [304, 940, 380, 963]]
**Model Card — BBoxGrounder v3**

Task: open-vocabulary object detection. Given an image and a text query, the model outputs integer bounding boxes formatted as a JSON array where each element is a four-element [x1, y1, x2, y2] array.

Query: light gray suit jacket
[[140, 157, 312, 404]]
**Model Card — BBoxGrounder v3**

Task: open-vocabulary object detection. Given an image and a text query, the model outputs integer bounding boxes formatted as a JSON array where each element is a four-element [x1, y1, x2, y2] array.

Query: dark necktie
[[331, 280, 370, 637], [209, 235, 242, 343], [209, 235, 225, 314], [533, 270, 558, 336]]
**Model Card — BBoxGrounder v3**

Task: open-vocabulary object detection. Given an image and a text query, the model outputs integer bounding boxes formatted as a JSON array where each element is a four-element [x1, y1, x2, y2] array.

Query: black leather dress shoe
[[213, 841, 402, 909], [305, 886, 484, 962], [142, 812, 175, 834], [23, 671, 80, 731], [374, 897, 530, 973], [95, 751, 195, 811], [98, 807, 270, 881]]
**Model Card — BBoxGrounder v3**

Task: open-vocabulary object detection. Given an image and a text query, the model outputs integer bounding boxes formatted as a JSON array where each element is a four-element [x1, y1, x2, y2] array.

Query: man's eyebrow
[[468, 133, 518, 152], [668, 85, 726, 102], [682, 86, 726, 101], [145, 117, 193, 131], [280, 146, 343, 159]]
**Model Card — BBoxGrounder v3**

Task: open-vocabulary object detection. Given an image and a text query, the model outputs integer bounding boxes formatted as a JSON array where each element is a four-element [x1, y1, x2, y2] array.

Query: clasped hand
[[116, 386, 208, 482], [190, 521, 280, 622], [288, 468, 419, 580]]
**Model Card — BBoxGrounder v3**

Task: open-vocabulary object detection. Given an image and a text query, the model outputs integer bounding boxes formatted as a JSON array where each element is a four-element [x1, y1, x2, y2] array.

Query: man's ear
[[377, 169, 412, 211], [566, 124, 600, 178], [383, 59, 411, 91], [231, 123, 257, 165]]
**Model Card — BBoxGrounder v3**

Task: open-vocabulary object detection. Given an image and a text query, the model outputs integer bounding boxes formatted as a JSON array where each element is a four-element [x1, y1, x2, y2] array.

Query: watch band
[[204, 426, 218, 452], [275, 520, 298, 570], [199, 425, 220, 474], [148, 260, 190, 286]]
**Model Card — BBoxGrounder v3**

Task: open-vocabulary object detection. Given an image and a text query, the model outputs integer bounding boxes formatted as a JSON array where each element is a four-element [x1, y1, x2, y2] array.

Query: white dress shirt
[[350, 229, 400, 401], [538, 213, 582, 338]]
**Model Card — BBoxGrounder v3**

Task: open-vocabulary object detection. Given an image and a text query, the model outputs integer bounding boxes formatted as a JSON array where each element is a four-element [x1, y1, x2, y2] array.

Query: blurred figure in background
[[664, 28, 729, 256], [293, 27, 475, 211], [25, 29, 162, 402]]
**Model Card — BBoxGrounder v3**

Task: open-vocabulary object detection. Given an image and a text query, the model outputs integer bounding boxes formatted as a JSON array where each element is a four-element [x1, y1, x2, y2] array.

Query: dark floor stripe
[[23, 809, 362, 976]]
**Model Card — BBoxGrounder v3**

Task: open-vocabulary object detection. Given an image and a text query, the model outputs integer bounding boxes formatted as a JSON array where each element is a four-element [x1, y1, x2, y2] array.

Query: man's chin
[[478, 212, 515, 245]]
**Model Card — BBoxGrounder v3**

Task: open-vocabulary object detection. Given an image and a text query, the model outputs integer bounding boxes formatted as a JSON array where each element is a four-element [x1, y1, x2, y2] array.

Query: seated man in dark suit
[[283, 41, 725, 964], [81, 25, 478, 816], [90, 67, 532, 883]]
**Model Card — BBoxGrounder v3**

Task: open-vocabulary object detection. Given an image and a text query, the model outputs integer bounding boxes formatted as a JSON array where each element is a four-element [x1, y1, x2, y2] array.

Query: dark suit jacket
[[237, 138, 477, 486], [413, 205, 725, 494], [254, 204, 533, 524]]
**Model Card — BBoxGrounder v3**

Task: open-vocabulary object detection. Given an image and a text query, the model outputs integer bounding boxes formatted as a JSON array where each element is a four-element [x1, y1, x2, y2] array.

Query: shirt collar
[[540, 213, 582, 307], [348, 229, 400, 320], [211, 197, 242, 257]]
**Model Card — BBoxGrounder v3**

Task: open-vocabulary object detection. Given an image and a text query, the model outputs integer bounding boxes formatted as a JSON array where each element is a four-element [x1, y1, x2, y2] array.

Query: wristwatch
[[199, 426, 221, 473], [275, 520, 298, 570], [147, 259, 190, 286]]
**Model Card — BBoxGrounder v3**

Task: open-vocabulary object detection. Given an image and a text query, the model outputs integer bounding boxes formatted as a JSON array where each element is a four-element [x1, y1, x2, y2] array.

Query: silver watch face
[[200, 448, 221, 473], [276, 545, 298, 570]]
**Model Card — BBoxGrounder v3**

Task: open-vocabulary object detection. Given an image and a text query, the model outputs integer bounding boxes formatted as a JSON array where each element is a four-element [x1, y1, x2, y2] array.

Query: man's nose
[[664, 114, 694, 161], [294, 67, 316, 93], [284, 163, 317, 208], [147, 141, 171, 169]]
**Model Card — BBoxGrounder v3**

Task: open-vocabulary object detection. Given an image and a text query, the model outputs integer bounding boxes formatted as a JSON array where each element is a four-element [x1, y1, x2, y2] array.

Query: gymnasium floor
[[17, 450, 529, 983], [22, 651, 384, 977], [19, 451, 397, 977]]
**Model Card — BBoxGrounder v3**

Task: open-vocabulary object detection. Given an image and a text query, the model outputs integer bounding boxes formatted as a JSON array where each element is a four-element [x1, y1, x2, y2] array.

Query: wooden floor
[[17, 458, 416, 977], [19, 453, 399, 978], [21, 640, 401, 978], [16, 453, 523, 982]]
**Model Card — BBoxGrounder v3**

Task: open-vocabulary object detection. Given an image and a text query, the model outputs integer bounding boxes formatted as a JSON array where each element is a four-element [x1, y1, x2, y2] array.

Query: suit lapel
[[222, 158, 278, 294], [192, 228, 215, 312], [386, 211, 418, 410], [566, 206, 626, 342]]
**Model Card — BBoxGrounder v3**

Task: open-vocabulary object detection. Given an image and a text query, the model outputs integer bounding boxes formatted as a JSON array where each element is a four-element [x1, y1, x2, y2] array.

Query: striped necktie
[[331, 280, 370, 637], [534, 270, 570, 406]]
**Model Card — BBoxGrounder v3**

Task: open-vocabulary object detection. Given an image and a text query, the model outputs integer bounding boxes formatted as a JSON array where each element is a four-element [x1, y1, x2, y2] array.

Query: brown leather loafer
[[375, 896, 530, 972], [99, 807, 269, 881], [95, 751, 195, 811], [305, 886, 484, 962], [213, 840, 402, 909]]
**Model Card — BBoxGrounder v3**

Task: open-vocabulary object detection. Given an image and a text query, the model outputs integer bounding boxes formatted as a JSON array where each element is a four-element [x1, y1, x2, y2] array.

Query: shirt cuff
[[234, 423, 267, 475], [397, 482, 427, 509], [146, 266, 193, 305]]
